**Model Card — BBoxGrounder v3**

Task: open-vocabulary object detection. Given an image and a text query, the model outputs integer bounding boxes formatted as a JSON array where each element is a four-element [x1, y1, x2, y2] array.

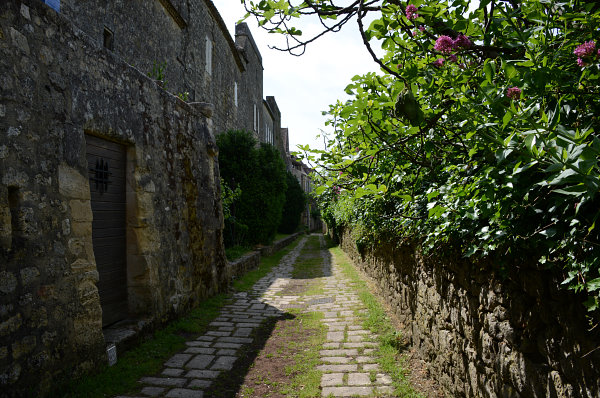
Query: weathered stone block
[[9, 27, 29, 55], [11, 335, 36, 359], [58, 164, 90, 200], [68, 200, 93, 222], [20, 267, 40, 286], [2, 168, 29, 187], [0, 271, 18, 294]]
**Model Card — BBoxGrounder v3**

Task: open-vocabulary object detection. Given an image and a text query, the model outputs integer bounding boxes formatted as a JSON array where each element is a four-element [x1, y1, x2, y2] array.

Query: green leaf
[[502, 111, 512, 129], [549, 169, 578, 185], [483, 61, 495, 83], [314, 186, 326, 195]]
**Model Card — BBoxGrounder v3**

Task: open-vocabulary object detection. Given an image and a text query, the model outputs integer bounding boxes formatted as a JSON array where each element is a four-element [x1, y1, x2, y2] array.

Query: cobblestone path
[[119, 235, 396, 397]]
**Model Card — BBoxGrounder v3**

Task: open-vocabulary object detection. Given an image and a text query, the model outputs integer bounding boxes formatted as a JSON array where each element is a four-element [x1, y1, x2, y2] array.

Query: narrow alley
[[117, 235, 406, 398]]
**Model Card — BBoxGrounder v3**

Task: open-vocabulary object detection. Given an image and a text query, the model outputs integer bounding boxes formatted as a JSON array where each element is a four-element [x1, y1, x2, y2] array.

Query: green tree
[[279, 171, 307, 233], [217, 130, 287, 246], [245, 0, 600, 310]]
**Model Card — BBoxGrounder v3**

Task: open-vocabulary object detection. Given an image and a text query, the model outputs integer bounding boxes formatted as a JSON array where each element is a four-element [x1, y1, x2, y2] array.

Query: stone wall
[[338, 228, 600, 397], [0, 1, 227, 395], [59, 0, 264, 138], [226, 232, 302, 282]]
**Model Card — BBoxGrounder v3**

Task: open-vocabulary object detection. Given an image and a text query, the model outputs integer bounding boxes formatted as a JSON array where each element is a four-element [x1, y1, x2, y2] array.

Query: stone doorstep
[[103, 317, 154, 356]]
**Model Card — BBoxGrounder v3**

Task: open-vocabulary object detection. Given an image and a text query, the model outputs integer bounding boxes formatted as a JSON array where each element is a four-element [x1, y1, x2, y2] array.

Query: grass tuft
[[279, 310, 326, 398]]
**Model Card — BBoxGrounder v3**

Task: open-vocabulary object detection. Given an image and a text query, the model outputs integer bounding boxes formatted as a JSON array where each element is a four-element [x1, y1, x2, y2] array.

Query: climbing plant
[[244, 0, 600, 310]]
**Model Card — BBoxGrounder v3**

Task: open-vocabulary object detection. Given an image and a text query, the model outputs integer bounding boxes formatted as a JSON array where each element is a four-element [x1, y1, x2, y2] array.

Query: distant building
[[289, 155, 320, 231]]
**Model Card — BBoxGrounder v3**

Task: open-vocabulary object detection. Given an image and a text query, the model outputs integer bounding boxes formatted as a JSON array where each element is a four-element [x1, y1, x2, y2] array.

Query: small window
[[253, 104, 257, 132], [103, 27, 114, 51], [234, 82, 238, 107], [205, 36, 212, 75]]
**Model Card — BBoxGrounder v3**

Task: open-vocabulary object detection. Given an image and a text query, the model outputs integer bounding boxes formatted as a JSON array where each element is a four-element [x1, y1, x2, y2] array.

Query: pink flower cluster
[[434, 34, 472, 54], [574, 41, 598, 67], [432, 34, 471, 68], [406, 4, 419, 21], [434, 35, 455, 54], [506, 87, 521, 100], [454, 34, 472, 49], [433, 58, 444, 68]]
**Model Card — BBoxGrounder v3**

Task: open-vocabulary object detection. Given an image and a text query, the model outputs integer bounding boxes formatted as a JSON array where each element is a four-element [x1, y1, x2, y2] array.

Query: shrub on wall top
[[217, 130, 286, 246], [279, 171, 307, 234]]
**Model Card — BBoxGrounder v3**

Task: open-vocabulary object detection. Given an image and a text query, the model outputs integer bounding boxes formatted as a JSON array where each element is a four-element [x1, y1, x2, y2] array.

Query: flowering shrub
[[506, 87, 521, 100], [405, 4, 418, 21], [434, 35, 455, 54], [432, 58, 444, 68], [246, 0, 600, 312], [574, 41, 598, 67]]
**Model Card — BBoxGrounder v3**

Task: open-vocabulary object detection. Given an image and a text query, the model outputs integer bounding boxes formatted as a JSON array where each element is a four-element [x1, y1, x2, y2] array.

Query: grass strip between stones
[[330, 245, 424, 398], [51, 236, 302, 397], [279, 309, 326, 398]]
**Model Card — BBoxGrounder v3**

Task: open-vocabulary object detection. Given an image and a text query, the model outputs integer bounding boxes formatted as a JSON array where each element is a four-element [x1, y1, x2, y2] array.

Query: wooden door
[[85, 134, 127, 327]]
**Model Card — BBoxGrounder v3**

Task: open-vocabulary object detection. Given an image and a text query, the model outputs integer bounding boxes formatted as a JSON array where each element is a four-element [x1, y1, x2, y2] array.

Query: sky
[[211, 0, 381, 153]]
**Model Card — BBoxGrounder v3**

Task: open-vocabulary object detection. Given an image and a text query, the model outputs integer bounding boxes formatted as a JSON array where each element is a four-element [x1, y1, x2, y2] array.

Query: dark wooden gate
[[85, 134, 127, 327]]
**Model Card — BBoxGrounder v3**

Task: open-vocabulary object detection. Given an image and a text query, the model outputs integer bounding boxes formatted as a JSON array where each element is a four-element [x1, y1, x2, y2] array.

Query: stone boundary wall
[[227, 232, 303, 281], [0, 1, 227, 395], [337, 228, 600, 398]]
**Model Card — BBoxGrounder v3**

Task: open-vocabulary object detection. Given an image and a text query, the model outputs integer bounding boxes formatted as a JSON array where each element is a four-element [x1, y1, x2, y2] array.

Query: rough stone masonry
[[0, 1, 228, 395], [337, 227, 600, 398]]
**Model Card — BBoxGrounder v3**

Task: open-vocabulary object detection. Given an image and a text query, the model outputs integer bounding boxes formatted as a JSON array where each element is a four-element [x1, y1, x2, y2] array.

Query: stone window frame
[[234, 82, 238, 107], [253, 103, 258, 132], [103, 26, 114, 51], [205, 36, 213, 76]]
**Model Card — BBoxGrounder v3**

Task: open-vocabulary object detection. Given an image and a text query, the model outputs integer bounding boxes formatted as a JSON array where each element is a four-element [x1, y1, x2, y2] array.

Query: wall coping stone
[[227, 232, 304, 282]]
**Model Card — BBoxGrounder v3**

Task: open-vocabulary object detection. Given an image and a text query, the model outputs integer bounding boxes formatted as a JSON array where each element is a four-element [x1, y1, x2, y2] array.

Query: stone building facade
[[289, 155, 320, 231], [57, 0, 265, 139], [0, 0, 288, 395]]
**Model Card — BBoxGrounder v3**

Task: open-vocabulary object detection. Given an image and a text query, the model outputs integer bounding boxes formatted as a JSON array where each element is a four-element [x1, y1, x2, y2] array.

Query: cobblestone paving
[[117, 235, 394, 397]]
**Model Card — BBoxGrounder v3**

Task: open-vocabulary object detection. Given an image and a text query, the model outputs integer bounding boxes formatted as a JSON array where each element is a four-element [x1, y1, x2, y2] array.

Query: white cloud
[[211, 0, 380, 152]]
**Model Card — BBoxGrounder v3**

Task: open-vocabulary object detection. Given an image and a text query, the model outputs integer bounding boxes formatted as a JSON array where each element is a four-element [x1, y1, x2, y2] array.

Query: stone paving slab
[[322, 386, 373, 396], [164, 388, 203, 398], [118, 235, 397, 397]]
